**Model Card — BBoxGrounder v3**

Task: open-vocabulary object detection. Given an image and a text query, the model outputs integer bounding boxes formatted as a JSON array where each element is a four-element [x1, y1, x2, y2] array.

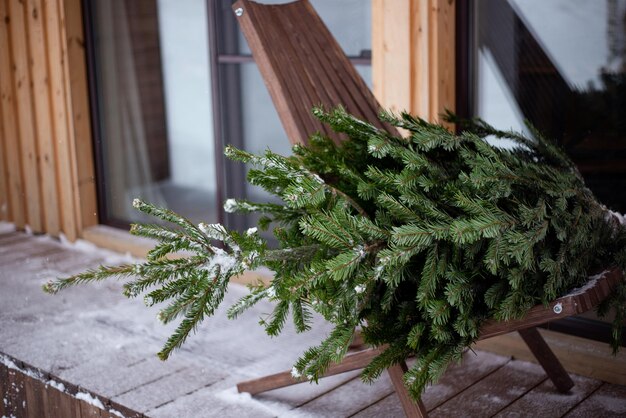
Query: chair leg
[[387, 361, 428, 418], [518, 327, 574, 393], [237, 347, 383, 395]]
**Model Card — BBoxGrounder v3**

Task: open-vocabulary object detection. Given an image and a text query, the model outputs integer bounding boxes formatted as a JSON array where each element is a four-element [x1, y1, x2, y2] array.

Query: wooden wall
[[0, 0, 97, 241], [372, 0, 455, 123]]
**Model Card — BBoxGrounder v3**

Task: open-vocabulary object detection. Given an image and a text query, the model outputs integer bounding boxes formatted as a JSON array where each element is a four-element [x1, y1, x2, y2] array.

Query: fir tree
[[44, 108, 626, 398]]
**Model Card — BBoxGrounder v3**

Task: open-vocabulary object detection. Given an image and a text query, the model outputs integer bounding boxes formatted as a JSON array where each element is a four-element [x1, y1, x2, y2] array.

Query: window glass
[[473, 0, 626, 212], [90, 0, 216, 225]]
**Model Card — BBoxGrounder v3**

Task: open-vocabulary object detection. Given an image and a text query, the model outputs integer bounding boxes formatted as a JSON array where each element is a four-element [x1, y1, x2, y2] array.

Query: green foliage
[[44, 107, 626, 399]]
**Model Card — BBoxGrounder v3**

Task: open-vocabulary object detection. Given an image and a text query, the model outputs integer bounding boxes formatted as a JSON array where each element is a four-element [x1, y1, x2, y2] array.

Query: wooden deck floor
[[1, 226, 625, 417]]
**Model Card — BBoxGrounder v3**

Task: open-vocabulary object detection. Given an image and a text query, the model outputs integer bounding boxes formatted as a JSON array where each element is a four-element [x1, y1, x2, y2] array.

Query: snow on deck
[[1, 229, 625, 417]]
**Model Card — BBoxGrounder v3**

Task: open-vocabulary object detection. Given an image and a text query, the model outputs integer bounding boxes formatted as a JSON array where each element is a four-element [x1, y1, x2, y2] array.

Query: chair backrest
[[232, 0, 398, 145]]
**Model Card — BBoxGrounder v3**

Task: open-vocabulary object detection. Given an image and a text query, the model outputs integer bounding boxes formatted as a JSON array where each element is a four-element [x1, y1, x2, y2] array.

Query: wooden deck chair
[[231, 1, 625, 416]]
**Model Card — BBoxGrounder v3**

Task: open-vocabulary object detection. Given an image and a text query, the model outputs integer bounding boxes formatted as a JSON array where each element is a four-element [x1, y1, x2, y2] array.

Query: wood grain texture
[[26, 0, 61, 235], [237, 346, 384, 395], [0, 0, 97, 240], [0, 359, 145, 418], [62, 0, 98, 234], [0, 0, 25, 227], [372, 0, 455, 123], [234, 0, 396, 146], [8, 0, 43, 232], [0, 85, 9, 221], [479, 268, 623, 339], [46, 0, 79, 240]]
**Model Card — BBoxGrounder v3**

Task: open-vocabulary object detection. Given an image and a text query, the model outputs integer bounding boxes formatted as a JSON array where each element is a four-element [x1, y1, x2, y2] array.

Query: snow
[[216, 386, 309, 417], [58, 233, 136, 265], [606, 210, 626, 226], [75, 392, 105, 409], [46, 380, 66, 392], [0, 221, 16, 234], [0, 354, 42, 380], [354, 284, 366, 294], [202, 247, 239, 276], [108, 409, 126, 418], [564, 270, 607, 297], [246, 227, 258, 236], [224, 198, 238, 213], [291, 366, 302, 378]]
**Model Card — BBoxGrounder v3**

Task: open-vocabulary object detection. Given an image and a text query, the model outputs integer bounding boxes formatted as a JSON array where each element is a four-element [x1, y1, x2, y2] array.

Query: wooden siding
[[0, 0, 96, 240], [372, 0, 455, 123]]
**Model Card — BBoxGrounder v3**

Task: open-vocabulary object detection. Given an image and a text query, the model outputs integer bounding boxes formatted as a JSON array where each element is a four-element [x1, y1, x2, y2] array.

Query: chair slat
[[234, 0, 399, 145], [479, 268, 623, 340]]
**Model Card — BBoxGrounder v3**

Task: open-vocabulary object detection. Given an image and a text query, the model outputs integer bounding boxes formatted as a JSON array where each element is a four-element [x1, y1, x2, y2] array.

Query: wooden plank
[[237, 347, 383, 395], [294, 372, 394, 417], [371, 0, 412, 113], [0, 0, 25, 227], [428, 0, 455, 123], [26, 0, 61, 235], [494, 373, 601, 418], [372, 0, 455, 124], [0, 97, 9, 221], [45, 0, 79, 240], [24, 373, 47, 418], [7, 365, 28, 417], [479, 269, 623, 339], [61, 0, 99, 238], [474, 328, 626, 386], [8, 0, 43, 232], [0, 362, 9, 417], [354, 350, 510, 417], [412, 0, 430, 119], [564, 382, 626, 417], [430, 359, 547, 417]]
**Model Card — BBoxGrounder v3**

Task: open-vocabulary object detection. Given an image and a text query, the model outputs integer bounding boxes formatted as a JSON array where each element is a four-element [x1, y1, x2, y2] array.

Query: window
[[85, 0, 371, 230], [457, 0, 626, 345]]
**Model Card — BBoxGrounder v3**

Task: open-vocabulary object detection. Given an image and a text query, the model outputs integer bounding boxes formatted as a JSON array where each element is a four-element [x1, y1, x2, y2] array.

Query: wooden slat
[[412, 0, 430, 119], [26, 0, 61, 235], [494, 373, 601, 418], [479, 268, 623, 339], [372, 0, 412, 113], [0, 0, 25, 227], [428, 0, 455, 123], [24, 374, 47, 418], [564, 382, 626, 417], [235, 0, 396, 146], [300, 0, 385, 130], [253, 3, 319, 141], [372, 0, 455, 124], [430, 360, 546, 417], [0, 85, 9, 221], [8, 0, 43, 232], [62, 0, 98, 235], [45, 0, 78, 240], [235, 1, 308, 144], [237, 347, 383, 395]]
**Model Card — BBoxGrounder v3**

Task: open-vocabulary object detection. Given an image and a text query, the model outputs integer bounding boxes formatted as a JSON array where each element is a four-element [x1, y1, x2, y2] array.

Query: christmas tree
[[44, 108, 626, 398]]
